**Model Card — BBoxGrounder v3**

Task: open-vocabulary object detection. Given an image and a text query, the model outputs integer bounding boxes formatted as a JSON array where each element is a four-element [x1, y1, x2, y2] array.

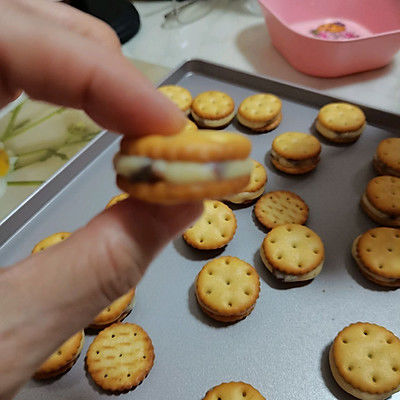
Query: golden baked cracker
[[34, 330, 84, 379], [183, 200, 237, 249], [271, 132, 321, 174], [272, 132, 321, 161], [196, 256, 260, 322], [115, 130, 252, 204], [252, 112, 282, 132], [318, 102, 366, 132], [330, 323, 400, 399], [106, 193, 129, 209], [191, 91, 235, 120], [365, 176, 400, 215], [119, 130, 251, 162], [32, 232, 71, 253], [86, 323, 154, 392], [254, 191, 309, 229], [242, 160, 267, 193], [117, 175, 249, 205], [270, 158, 317, 175], [360, 202, 400, 229], [191, 91, 235, 128], [90, 289, 136, 329], [225, 160, 267, 204], [374, 138, 400, 177], [261, 224, 324, 279], [157, 85, 192, 114], [352, 228, 400, 287], [239, 94, 281, 122], [203, 382, 266, 400], [237, 93, 282, 132], [200, 306, 256, 323]]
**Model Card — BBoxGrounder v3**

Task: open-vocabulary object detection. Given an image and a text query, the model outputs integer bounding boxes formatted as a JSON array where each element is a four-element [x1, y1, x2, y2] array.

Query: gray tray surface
[[2, 60, 399, 400]]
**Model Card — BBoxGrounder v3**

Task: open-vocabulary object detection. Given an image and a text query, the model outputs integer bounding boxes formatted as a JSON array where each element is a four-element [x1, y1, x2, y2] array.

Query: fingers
[[82, 199, 202, 301], [2, 198, 201, 340], [0, 199, 201, 397], [14, 0, 121, 50], [0, 0, 186, 136]]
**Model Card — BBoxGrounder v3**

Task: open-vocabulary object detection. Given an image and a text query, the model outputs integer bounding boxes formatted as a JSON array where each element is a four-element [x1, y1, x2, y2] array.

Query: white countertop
[[124, 0, 400, 115]]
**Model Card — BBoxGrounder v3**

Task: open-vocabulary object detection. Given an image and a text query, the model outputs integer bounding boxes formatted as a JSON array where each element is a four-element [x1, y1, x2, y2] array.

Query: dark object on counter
[[64, 0, 140, 44]]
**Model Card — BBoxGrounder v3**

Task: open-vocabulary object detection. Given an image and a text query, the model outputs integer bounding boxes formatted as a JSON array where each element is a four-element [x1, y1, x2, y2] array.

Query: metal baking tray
[[2, 59, 400, 400]]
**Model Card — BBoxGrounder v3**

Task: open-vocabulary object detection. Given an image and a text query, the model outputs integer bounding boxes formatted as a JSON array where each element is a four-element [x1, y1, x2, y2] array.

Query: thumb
[[81, 198, 202, 302], [0, 199, 201, 395]]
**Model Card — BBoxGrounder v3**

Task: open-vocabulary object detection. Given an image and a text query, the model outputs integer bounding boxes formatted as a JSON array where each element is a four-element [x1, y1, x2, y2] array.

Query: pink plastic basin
[[258, 0, 400, 77]]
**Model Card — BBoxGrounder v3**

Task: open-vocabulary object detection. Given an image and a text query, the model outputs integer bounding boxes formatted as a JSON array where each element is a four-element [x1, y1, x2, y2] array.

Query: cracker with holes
[[225, 160, 267, 204], [191, 91, 235, 128], [115, 130, 252, 204], [374, 138, 400, 177], [203, 381, 266, 400], [352, 227, 400, 287], [106, 193, 129, 208], [260, 224, 324, 282], [270, 132, 321, 174], [183, 200, 237, 249], [196, 256, 260, 322], [361, 176, 400, 227], [330, 322, 400, 400], [89, 289, 136, 329], [158, 85, 192, 115], [316, 102, 366, 143], [237, 93, 282, 132], [86, 323, 154, 392], [254, 190, 309, 229], [34, 330, 84, 379], [32, 232, 71, 253]]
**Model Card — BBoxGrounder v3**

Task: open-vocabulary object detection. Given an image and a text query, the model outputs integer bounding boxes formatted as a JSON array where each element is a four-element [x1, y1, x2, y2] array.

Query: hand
[[0, 0, 201, 397], [0, 0, 185, 136]]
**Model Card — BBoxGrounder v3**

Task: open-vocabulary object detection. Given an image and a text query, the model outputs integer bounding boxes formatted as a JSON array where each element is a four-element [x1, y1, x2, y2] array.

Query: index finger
[[0, 1, 185, 136]]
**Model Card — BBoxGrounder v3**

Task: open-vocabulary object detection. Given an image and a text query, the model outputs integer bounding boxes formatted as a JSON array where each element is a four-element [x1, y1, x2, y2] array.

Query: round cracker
[[255, 191, 309, 229], [331, 323, 400, 397], [357, 227, 400, 280], [250, 112, 282, 132], [117, 175, 250, 205], [225, 160, 267, 203], [90, 289, 135, 328], [183, 200, 237, 249], [272, 132, 321, 161], [191, 91, 235, 120], [262, 224, 324, 275], [32, 232, 71, 253], [251, 112, 282, 133], [106, 193, 129, 209], [242, 160, 267, 193], [119, 130, 251, 162], [195, 256, 260, 322], [376, 138, 400, 175], [365, 176, 400, 217], [270, 157, 318, 175], [157, 85, 192, 113], [203, 382, 266, 400], [86, 323, 154, 392], [238, 93, 282, 123], [34, 330, 84, 379], [318, 102, 366, 132]]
